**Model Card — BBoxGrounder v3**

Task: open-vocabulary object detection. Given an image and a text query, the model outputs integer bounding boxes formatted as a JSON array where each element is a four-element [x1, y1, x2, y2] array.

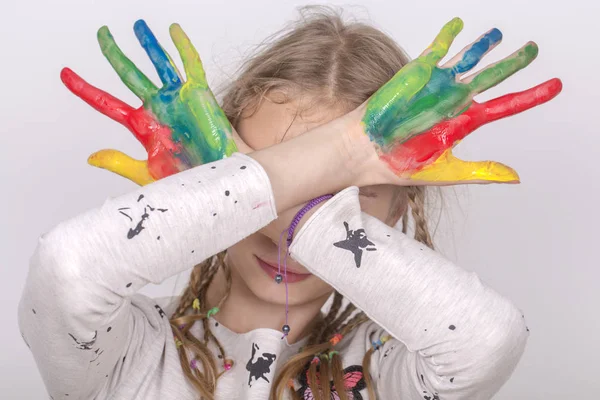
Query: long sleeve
[[288, 186, 529, 399], [17, 153, 278, 400]]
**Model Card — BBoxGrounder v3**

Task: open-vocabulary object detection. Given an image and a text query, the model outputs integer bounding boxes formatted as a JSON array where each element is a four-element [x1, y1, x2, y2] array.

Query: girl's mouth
[[255, 256, 312, 283]]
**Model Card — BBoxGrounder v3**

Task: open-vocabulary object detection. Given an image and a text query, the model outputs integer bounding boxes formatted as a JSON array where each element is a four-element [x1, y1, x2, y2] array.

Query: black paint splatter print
[[118, 194, 168, 239], [90, 348, 104, 363], [155, 304, 165, 319], [333, 221, 377, 268], [383, 344, 396, 358], [245, 343, 276, 387], [419, 371, 440, 400], [68, 331, 97, 350]]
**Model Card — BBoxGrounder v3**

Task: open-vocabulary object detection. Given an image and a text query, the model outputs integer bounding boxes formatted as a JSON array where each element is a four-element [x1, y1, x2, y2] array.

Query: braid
[[201, 253, 232, 365], [407, 186, 434, 249], [330, 302, 357, 330], [308, 291, 343, 344], [199, 255, 224, 344], [338, 311, 370, 336], [173, 260, 206, 319], [169, 250, 231, 399]]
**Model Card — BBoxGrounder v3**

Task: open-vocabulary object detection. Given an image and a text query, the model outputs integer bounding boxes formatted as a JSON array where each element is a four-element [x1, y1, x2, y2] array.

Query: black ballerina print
[[333, 221, 377, 268], [118, 194, 168, 239], [246, 343, 276, 387]]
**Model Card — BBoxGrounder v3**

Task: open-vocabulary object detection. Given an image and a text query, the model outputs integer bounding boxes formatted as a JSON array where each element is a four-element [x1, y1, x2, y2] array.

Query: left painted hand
[[61, 20, 249, 186]]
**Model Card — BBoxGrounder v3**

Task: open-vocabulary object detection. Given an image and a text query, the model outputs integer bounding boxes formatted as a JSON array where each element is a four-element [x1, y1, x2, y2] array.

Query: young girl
[[18, 8, 561, 400]]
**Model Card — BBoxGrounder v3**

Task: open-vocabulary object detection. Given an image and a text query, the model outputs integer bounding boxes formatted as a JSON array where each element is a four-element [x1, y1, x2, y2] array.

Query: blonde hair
[[169, 6, 434, 399]]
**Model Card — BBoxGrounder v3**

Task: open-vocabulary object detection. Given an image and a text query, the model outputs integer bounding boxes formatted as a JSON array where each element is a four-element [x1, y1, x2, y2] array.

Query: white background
[[1, 0, 597, 398]]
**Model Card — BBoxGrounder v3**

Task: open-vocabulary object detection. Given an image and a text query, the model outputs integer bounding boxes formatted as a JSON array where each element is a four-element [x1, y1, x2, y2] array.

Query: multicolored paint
[[362, 18, 559, 183], [379, 78, 563, 182], [61, 20, 237, 186]]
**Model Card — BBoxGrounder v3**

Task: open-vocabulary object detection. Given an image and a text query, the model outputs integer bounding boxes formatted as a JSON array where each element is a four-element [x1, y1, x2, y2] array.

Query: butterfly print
[[297, 363, 366, 400]]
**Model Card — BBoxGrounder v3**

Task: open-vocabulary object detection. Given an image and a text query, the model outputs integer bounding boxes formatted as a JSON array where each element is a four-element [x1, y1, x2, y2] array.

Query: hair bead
[[329, 333, 343, 346], [174, 337, 183, 349], [192, 298, 200, 311], [372, 334, 392, 350], [206, 307, 219, 318]]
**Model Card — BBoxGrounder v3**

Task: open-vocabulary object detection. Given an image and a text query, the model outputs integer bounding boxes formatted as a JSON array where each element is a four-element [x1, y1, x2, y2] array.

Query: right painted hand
[[352, 17, 562, 186], [61, 20, 250, 186]]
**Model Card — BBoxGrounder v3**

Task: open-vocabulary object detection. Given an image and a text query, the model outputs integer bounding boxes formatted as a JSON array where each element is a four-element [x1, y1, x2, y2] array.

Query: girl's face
[[226, 93, 407, 307]]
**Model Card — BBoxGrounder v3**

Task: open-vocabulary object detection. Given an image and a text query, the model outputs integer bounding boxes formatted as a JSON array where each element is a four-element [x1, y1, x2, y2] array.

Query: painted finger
[[61, 68, 134, 126], [465, 42, 539, 94], [481, 78, 562, 122], [170, 23, 207, 86], [408, 149, 520, 183], [133, 20, 182, 88], [443, 28, 503, 76], [88, 149, 155, 186], [406, 78, 562, 147], [418, 17, 464, 65], [97, 26, 158, 101]]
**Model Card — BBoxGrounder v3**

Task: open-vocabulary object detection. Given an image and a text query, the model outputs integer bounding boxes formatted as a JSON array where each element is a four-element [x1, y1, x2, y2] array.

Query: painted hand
[[61, 20, 241, 186], [361, 17, 562, 184]]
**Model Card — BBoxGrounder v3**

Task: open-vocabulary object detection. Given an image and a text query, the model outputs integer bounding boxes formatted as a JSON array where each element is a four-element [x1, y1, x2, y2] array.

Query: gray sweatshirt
[[17, 153, 529, 400]]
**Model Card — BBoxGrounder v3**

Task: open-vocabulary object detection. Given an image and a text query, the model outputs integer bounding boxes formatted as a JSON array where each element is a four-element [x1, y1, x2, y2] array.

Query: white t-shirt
[[18, 153, 529, 399]]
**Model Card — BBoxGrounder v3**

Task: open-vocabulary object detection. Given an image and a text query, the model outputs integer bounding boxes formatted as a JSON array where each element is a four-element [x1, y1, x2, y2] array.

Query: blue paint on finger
[[453, 28, 502, 74], [134, 19, 182, 87]]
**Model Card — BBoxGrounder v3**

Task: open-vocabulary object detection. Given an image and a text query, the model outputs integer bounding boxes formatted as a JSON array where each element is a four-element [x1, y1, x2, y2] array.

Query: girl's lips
[[255, 256, 312, 283]]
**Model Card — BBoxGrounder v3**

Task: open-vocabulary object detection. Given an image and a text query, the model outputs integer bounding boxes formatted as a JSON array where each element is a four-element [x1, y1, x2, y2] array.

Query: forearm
[[17, 153, 277, 397], [289, 187, 529, 398], [248, 114, 364, 211]]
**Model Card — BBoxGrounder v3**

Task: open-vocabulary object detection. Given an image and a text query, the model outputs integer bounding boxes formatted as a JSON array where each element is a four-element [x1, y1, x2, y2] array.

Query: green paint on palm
[[362, 62, 431, 145]]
